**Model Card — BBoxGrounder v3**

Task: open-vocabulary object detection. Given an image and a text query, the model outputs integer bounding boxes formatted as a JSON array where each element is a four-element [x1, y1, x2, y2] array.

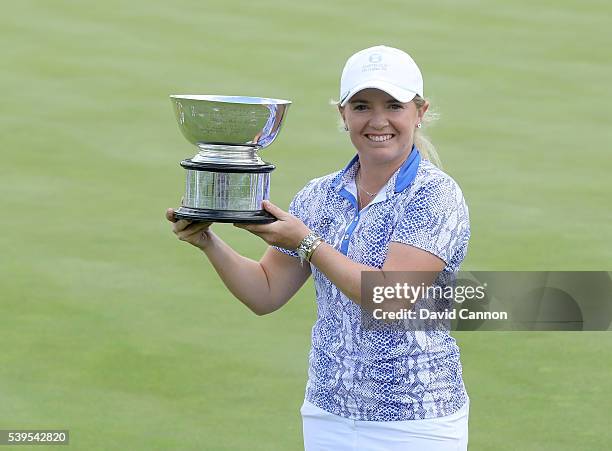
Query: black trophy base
[[174, 206, 276, 224]]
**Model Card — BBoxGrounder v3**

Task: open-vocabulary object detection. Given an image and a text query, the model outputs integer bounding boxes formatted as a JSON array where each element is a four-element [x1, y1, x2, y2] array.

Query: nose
[[368, 110, 389, 130]]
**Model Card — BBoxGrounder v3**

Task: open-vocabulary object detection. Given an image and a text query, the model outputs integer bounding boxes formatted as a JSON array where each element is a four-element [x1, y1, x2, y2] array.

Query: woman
[[166, 45, 470, 451]]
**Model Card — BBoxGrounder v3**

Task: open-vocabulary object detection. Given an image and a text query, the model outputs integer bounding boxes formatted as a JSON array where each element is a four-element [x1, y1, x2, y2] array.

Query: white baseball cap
[[339, 45, 423, 107]]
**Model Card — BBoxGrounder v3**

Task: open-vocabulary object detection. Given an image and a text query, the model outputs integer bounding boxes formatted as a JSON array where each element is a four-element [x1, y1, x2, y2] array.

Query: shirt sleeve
[[390, 176, 470, 266]]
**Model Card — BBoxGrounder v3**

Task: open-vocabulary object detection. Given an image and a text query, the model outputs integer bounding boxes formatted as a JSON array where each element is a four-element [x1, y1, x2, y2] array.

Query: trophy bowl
[[169, 95, 291, 223]]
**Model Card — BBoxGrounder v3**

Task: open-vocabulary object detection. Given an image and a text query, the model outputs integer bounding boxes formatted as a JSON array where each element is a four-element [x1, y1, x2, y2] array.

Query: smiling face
[[339, 88, 428, 166]]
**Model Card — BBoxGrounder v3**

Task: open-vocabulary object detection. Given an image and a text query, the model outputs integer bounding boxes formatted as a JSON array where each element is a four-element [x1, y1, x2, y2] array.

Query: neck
[[357, 146, 413, 193]]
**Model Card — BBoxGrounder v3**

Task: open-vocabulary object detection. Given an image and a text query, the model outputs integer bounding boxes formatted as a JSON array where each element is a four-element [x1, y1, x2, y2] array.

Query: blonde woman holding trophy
[[167, 45, 470, 451]]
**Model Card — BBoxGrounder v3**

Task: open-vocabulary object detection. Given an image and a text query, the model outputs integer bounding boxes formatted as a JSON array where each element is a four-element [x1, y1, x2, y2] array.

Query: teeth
[[367, 134, 393, 142]]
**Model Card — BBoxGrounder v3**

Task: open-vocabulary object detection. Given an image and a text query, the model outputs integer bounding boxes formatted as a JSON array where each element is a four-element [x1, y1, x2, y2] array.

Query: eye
[[352, 104, 368, 111], [388, 103, 404, 110]]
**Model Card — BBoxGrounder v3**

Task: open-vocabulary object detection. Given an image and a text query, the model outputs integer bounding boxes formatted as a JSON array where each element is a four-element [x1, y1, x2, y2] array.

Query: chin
[[359, 149, 400, 163]]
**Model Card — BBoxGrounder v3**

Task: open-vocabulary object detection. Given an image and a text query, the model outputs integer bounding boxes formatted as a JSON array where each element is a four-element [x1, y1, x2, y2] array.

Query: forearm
[[309, 243, 379, 305], [199, 231, 273, 315], [309, 241, 444, 311]]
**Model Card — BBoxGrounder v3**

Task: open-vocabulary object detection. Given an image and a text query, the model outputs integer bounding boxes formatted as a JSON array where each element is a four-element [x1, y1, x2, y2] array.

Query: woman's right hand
[[165, 208, 213, 250]]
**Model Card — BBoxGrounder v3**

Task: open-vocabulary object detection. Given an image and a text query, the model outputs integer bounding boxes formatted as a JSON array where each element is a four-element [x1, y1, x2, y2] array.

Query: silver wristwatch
[[296, 232, 323, 264]]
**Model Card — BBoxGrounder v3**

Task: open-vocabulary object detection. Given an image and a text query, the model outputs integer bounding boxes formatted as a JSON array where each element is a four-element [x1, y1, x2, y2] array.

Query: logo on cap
[[369, 53, 383, 63]]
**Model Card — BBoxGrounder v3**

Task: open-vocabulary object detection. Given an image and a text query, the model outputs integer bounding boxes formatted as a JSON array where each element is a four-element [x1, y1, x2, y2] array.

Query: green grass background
[[1, 0, 611, 449]]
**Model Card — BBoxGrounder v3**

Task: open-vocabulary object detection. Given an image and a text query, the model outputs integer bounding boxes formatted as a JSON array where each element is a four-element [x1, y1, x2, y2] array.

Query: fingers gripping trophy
[[169, 95, 291, 223]]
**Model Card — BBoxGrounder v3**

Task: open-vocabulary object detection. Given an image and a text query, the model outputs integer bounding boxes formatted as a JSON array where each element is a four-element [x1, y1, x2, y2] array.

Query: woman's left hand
[[234, 200, 311, 250]]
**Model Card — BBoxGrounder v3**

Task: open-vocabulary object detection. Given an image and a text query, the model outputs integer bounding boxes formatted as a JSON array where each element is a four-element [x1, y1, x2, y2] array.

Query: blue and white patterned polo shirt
[[277, 146, 470, 421]]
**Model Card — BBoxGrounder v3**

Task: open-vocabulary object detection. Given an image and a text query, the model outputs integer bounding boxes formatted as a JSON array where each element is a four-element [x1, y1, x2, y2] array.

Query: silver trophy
[[169, 95, 291, 223]]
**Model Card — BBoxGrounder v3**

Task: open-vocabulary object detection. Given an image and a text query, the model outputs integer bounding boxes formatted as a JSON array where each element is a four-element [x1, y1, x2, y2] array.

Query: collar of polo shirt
[[331, 145, 421, 196]]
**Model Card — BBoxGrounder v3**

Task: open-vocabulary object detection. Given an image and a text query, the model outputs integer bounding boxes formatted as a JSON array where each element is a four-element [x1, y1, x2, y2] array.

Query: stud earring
[[417, 123, 422, 128], [344, 124, 349, 131]]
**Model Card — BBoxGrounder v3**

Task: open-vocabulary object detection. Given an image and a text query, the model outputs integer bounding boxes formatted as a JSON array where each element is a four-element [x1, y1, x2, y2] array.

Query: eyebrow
[[349, 98, 401, 104]]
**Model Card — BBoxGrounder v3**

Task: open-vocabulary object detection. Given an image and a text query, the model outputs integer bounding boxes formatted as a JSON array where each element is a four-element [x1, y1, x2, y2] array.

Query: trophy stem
[[193, 144, 263, 165]]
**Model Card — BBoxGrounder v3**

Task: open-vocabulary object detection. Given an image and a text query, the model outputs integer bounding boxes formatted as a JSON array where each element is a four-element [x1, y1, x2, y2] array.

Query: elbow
[[251, 306, 271, 316], [234, 289, 285, 316], [231, 291, 278, 316], [247, 301, 278, 316]]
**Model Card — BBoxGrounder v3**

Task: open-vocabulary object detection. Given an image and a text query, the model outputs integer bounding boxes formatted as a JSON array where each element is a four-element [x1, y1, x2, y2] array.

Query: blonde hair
[[334, 94, 442, 167], [412, 95, 441, 168]]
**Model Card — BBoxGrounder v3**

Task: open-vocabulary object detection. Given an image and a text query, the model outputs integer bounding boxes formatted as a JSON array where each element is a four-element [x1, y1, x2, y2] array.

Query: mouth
[[365, 134, 394, 142]]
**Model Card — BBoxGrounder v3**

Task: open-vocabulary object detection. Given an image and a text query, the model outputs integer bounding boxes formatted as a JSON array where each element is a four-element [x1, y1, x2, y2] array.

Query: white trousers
[[301, 399, 469, 451]]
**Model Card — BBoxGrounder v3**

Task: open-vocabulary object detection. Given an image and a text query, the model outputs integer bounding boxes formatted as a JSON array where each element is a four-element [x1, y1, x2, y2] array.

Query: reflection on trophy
[[169, 95, 291, 223]]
